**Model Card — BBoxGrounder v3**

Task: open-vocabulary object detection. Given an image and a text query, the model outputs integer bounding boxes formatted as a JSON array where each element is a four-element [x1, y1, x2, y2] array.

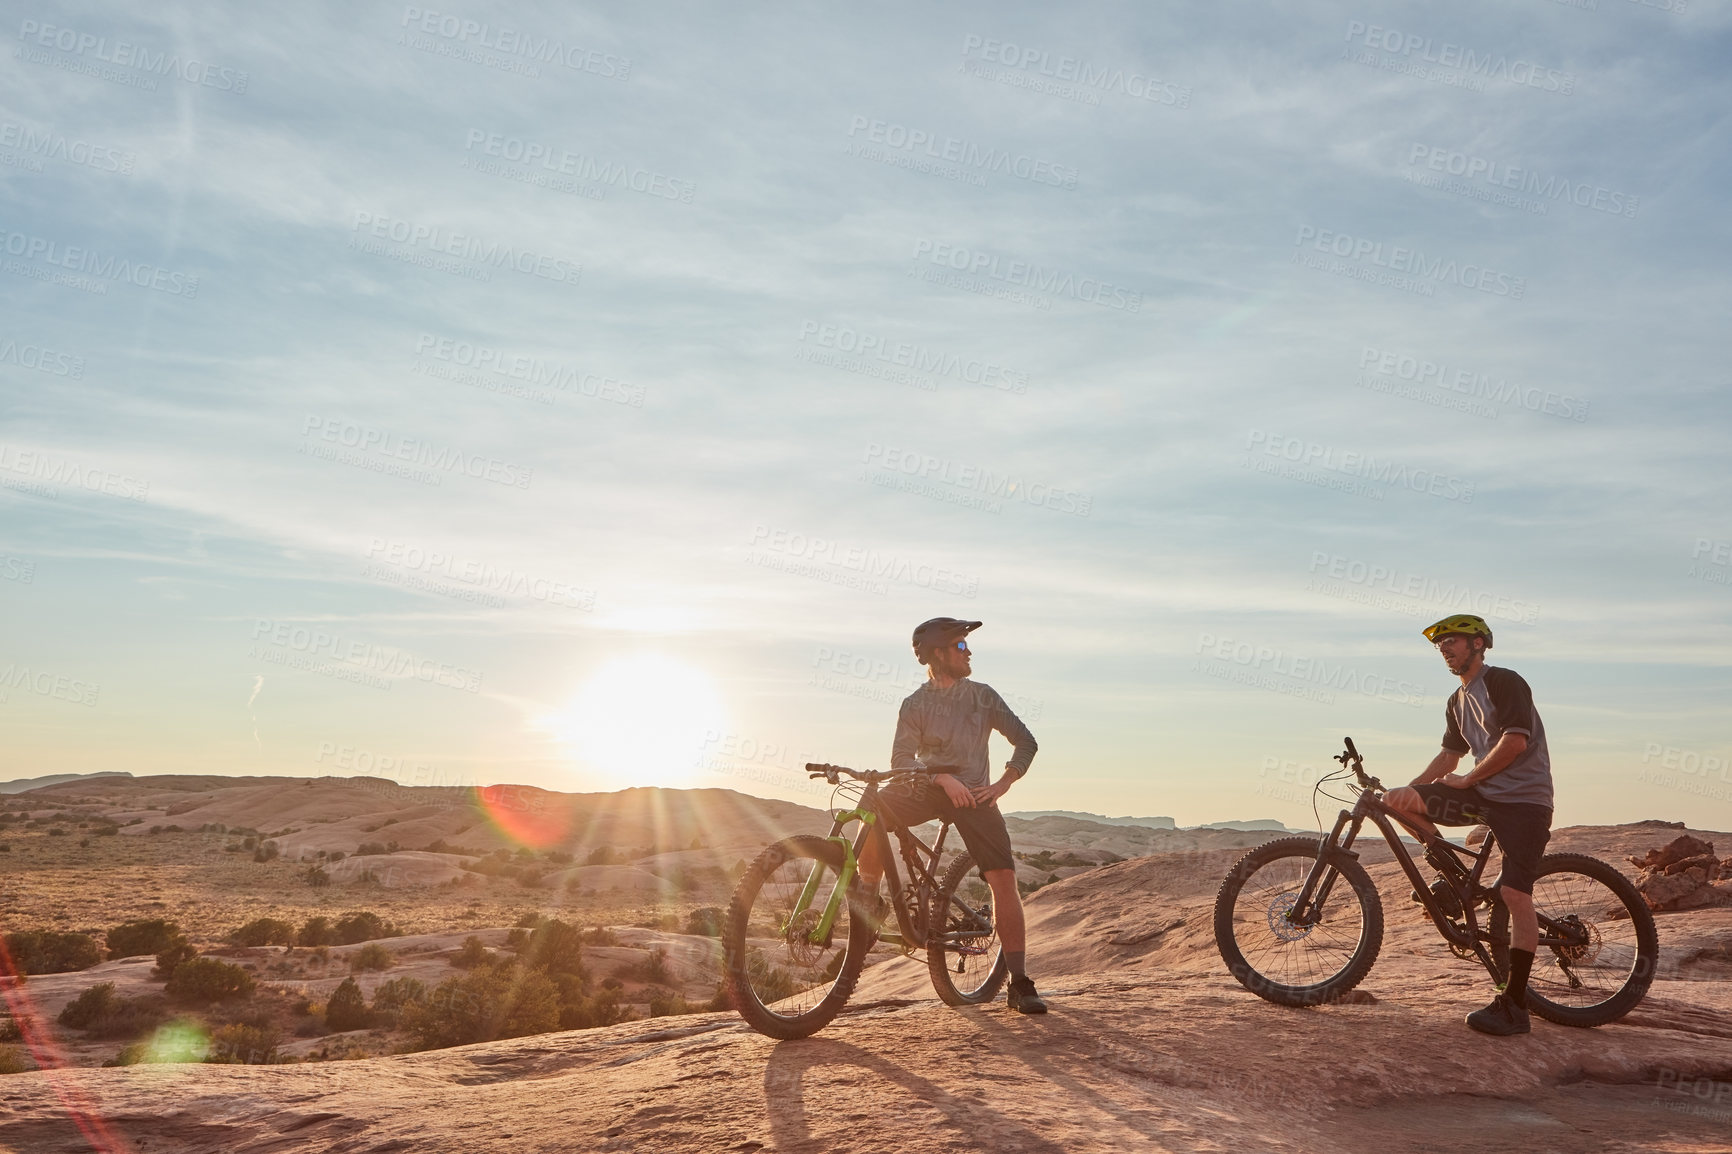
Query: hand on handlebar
[[933, 773, 976, 809]]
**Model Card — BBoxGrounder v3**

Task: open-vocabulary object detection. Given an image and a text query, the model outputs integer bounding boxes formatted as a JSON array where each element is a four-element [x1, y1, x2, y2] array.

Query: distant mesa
[[0, 770, 132, 794], [1191, 819, 1290, 832], [1010, 810, 1177, 830]]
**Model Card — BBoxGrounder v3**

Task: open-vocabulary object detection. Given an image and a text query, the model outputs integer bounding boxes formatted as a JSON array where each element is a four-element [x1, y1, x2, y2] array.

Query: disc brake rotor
[[1553, 914, 1602, 967], [783, 909, 825, 968], [1267, 891, 1312, 942]]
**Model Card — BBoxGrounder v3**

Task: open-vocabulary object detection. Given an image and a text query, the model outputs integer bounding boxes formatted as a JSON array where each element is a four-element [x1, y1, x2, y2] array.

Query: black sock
[[1505, 948, 1534, 1008], [1007, 950, 1026, 980]]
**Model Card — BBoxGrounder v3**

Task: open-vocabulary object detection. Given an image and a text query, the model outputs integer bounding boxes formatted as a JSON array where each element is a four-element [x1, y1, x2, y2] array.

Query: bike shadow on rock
[[760, 1034, 1071, 1154]]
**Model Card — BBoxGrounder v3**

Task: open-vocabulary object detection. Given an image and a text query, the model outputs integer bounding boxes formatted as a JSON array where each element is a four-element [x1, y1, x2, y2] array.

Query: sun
[[549, 654, 728, 790]]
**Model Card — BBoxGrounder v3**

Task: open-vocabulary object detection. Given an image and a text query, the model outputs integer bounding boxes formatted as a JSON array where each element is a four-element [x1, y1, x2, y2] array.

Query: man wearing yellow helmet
[[1386, 614, 1553, 1037]]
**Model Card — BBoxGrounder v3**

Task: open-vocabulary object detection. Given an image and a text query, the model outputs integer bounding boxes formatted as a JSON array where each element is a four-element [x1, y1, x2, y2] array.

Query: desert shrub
[[228, 918, 296, 947], [57, 983, 164, 1038], [407, 963, 559, 1049], [513, 911, 544, 929], [350, 943, 394, 972], [253, 841, 279, 863], [544, 850, 573, 865], [647, 988, 700, 1018], [0, 844, 9, 853], [4, 930, 100, 974], [48, 827, 67, 837], [520, 919, 586, 980], [297, 917, 335, 947], [516, 871, 545, 889], [355, 842, 387, 857], [369, 976, 427, 1027], [617, 947, 674, 986], [206, 1022, 281, 1065], [328, 850, 345, 862], [585, 845, 616, 866], [558, 987, 630, 1031], [0, 1017, 19, 1041], [684, 907, 724, 938], [304, 866, 330, 888], [324, 977, 371, 1031], [332, 911, 397, 945], [451, 936, 495, 969], [106, 919, 182, 960], [505, 928, 528, 950], [581, 926, 619, 946], [0, 1046, 31, 1074], [152, 938, 197, 980], [165, 957, 255, 1004]]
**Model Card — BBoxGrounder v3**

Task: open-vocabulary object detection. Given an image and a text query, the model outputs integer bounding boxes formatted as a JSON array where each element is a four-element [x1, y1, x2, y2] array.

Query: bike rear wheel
[[926, 852, 1007, 1006], [723, 835, 870, 1039], [1214, 836, 1384, 1006], [1488, 852, 1657, 1027]]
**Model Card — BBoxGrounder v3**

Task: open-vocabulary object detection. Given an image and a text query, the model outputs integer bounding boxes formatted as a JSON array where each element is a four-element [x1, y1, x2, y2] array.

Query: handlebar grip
[[1343, 736, 1360, 759]]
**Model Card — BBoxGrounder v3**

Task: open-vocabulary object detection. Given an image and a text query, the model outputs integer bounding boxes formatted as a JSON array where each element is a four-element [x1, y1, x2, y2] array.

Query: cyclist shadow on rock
[[760, 1036, 1070, 1154]]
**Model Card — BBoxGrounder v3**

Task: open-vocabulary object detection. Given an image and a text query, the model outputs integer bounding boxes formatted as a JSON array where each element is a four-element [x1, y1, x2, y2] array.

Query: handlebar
[[1333, 736, 1385, 793], [805, 762, 938, 786]]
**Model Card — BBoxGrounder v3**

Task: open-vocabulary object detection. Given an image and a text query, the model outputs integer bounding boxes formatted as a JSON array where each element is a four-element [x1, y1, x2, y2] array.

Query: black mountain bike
[[1215, 737, 1657, 1026], [721, 763, 1005, 1039]]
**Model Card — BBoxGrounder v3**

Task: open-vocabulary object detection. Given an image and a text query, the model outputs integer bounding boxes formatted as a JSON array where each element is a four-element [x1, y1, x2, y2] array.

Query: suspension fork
[[793, 810, 874, 942], [1291, 809, 1362, 926]]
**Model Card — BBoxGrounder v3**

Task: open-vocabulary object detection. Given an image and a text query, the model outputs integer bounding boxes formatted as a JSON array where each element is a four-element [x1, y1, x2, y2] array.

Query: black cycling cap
[[911, 618, 982, 651]]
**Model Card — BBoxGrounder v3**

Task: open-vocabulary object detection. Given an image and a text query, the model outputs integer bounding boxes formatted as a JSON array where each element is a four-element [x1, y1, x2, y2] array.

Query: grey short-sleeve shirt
[[1442, 665, 1553, 809]]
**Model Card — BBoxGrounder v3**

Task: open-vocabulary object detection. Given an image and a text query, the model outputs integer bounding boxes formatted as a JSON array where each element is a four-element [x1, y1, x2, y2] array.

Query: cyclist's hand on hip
[[934, 773, 976, 808], [971, 773, 1013, 806]]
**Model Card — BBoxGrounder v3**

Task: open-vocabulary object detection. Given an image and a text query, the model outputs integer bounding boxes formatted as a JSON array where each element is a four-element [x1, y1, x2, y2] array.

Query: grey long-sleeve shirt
[[889, 678, 1037, 791]]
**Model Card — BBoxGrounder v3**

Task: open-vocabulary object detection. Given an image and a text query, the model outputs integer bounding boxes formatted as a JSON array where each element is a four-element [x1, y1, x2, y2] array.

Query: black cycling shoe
[[1007, 975, 1048, 1014], [1466, 992, 1530, 1036]]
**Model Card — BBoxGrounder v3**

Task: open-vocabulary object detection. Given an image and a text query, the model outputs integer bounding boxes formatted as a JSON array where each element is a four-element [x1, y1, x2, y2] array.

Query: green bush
[[332, 911, 398, 945], [519, 919, 586, 980], [304, 865, 330, 888], [297, 916, 335, 947], [0, 1046, 32, 1074], [450, 936, 495, 969], [206, 1022, 281, 1065], [647, 988, 699, 1018], [152, 938, 197, 981], [350, 943, 394, 972], [369, 976, 427, 1027], [165, 957, 255, 1004], [684, 907, 725, 938], [407, 963, 559, 1049], [56, 983, 165, 1038], [618, 947, 674, 986], [4, 930, 100, 974], [252, 841, 279, 863], [228, 918, 296, 947], [558, 987, 630, 1031], [106, 919, 182, 960], [324, 977, 371, 1031]]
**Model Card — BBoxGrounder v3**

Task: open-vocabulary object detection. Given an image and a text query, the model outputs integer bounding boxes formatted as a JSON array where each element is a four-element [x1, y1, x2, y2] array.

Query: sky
[[1, 1, 1729, 830]]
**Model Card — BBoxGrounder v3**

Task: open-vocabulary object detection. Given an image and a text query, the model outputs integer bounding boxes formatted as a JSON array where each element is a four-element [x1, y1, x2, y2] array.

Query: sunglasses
[[952, 641, 970, 653]]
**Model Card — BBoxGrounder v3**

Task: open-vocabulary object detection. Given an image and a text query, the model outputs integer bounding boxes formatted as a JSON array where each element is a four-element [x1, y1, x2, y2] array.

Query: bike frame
[[790, 775, 994, 954]]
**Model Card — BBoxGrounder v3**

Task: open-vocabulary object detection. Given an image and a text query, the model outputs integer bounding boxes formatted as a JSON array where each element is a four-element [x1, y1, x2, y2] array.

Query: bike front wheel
[[723, 834, 871, 1039], [926, 852, 1008, 1006], [1488, 852, 1658, 1027], [1214, 836, 1385, 1006]]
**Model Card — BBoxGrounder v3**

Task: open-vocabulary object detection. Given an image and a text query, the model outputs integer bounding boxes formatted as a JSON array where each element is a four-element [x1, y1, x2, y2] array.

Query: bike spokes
[[1526, 870, 1642, 1010]]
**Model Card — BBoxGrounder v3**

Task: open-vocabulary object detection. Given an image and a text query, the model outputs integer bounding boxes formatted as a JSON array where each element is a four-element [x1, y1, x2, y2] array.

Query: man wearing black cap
[[856, 618, 1045, 1013]]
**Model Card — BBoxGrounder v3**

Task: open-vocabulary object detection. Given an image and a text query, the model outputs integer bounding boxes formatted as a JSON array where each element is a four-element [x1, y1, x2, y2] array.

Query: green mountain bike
[[722, 763, 1006, 1039]]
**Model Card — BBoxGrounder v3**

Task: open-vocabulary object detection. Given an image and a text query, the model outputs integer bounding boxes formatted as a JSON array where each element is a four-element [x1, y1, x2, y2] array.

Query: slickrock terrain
[[0, 816, 1727, 1153]]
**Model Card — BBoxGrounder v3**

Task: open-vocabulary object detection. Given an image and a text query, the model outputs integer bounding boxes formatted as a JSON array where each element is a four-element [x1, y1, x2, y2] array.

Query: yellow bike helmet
[[1422, 614, 1493, 648]]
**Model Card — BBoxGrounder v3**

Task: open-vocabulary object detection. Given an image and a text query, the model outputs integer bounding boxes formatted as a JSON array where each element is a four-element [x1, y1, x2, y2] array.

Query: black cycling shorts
[[1410, 783, 1552, 895], [876, 780, 1015, 876]]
